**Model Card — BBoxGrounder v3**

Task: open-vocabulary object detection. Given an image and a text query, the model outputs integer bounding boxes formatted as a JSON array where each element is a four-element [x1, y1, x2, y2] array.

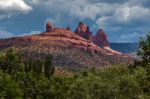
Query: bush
[[137, 32, 150, 65], [0, 70, 22, 99]]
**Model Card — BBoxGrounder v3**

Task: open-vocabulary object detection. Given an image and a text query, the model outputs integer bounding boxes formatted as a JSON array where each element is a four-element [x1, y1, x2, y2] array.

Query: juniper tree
[[137, 32, 150, 65], [0, 47, 21, 73], [44, 54, 54, 78]]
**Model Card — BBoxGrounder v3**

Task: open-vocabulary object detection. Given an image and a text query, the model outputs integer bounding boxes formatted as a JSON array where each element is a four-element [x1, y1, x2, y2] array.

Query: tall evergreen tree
[[44, 54, 54, 78]]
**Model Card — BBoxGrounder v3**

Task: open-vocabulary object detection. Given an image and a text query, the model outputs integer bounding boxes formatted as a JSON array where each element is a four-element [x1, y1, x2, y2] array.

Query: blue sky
[[0, 0, 149, 43]]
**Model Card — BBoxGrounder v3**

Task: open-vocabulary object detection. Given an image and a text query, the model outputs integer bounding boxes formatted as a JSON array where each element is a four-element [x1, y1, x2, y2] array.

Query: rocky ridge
[[75, 22, 121, 54], [0, 21, 134, 70]]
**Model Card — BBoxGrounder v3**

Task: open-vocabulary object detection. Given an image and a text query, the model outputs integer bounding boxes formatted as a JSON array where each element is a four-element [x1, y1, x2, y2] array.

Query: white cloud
[[32, 0, 116, 20], [114, 5, 150, 23], [17, 31, 41, 37], [26, 0, 49, 5], [68, 3, 116, 20], [96, 5, 150, 29], [0, 0, 32, 19], [35, 0, 150, 27], [0, 30, 14, 38]]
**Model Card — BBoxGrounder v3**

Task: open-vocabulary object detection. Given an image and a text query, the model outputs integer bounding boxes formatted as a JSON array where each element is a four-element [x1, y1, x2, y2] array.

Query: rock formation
[[41, 21, 121, 55], [75, 22, 109, 47], [74, 22, 122, 54], [46, 22, 54, 32], [75, 22, 93, 42], [93, 29, 109, 47]]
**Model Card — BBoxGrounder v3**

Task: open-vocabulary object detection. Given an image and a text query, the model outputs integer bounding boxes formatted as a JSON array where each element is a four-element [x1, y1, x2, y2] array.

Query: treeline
[[0, 33, 150, 99], [0, 48, 54, 78]]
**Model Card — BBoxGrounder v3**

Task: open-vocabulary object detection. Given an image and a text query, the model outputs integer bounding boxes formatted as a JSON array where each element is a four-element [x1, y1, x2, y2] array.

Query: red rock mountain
[[0, 21, 134, 70], [75, 22, 121, 54]]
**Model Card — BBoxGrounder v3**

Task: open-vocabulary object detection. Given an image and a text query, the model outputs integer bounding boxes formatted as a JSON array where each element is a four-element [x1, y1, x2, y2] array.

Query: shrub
[[0, 70, 22, 99]]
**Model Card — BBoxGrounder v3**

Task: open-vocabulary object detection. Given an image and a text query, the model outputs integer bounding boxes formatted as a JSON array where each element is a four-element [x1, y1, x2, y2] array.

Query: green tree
[[44, 54, 54, 78], [0, 47, 22, 73], [137, 32, 150, 65], [0, 70, 22, 99], [33, 60, 43, 80]]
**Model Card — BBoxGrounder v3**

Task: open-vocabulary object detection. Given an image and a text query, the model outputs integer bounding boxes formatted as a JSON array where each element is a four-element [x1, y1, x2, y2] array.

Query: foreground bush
[[0, 70, 22, 99], [67, 65, 150, 99], [0, 63, 150, 99]]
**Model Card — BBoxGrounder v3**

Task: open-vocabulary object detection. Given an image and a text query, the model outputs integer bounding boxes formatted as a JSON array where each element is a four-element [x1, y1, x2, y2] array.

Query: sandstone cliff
[[75, 22, 121, 54]]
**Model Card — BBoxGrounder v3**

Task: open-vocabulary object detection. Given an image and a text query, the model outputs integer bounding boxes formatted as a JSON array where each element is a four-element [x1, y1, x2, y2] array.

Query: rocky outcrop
[[75, 22, 93, 42], [93, 29, 109, 47], [75, 22, 109, 47], [74, 22, 122, 55], [46, 22, 54, 32]]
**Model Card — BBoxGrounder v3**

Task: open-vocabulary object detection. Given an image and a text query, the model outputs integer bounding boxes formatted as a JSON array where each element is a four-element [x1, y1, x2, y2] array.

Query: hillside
[[0, 22, 135, 71]]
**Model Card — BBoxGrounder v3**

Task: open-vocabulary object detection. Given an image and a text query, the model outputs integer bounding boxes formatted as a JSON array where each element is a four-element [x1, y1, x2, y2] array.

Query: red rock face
[[75, 22, 109, 47], [46, 22, 54, 32], [93, 29, 109, 47], [75, 22, 93, 41]]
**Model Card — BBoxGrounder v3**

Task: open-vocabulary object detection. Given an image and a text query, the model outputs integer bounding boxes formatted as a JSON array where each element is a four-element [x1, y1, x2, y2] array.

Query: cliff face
[[75, 22, 109, 47], [75, 22, 93, 41], [74, 22, 122, 54], [93, 29, 109, 47]]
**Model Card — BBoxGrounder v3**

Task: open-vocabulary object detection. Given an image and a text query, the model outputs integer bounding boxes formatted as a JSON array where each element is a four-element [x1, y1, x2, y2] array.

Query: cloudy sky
[[0, 0, 149, 43]]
